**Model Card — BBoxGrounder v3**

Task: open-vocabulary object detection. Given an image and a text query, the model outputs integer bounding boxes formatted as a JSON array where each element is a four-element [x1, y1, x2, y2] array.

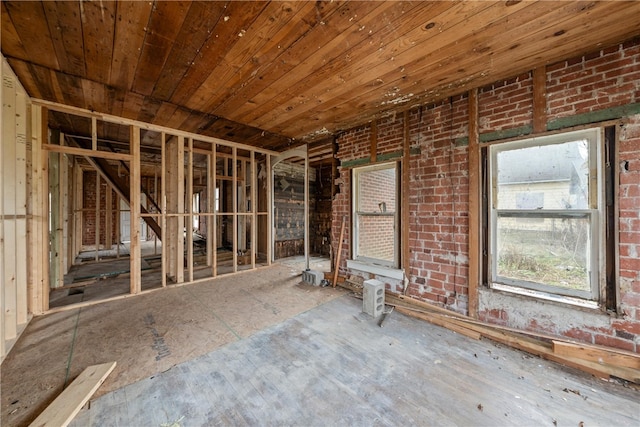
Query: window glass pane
[[496, 216, 591, 292], [496, 140, 590, 210], [358, 167, 396, 213], [357, 215, 395, 263]]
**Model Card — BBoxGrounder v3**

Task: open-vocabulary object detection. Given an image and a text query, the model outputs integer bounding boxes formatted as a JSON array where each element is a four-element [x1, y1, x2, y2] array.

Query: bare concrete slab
[[70, 296, 639, 426]]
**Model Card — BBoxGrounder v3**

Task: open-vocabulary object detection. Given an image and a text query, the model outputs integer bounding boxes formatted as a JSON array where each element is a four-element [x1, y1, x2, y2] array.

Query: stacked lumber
[[338, 280, 640, 384]]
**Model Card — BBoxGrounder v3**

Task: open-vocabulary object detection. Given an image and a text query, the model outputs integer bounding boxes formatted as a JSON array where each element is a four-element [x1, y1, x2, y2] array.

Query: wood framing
[[94, 171, 100, 261], [467, 89, 480, 318], [161, 133, 167, 287], [401, 111, 410, 276], [3, 62, 18, 339], [129, 126, 141, 294], [187, 138, 194, 283], [29, 361, 116, 427], [533, 66, 547, 133], [15, 89, 28, 324], [31, 99, 278, 156], [370, 119, 377, 163]]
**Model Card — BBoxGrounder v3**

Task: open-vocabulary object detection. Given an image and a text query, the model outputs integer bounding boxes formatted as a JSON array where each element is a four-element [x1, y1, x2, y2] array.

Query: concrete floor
[[2, 257, 639, 426], [71, 296, 640, 426]]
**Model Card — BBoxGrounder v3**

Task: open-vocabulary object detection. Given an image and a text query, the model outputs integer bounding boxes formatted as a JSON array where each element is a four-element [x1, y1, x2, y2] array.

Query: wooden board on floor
[[29, 361, 116, 427]]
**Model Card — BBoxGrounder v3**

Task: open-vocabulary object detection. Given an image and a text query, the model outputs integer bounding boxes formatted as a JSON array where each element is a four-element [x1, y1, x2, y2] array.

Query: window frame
[[487, 128, 605, 303], [352, 161, 400, 268]]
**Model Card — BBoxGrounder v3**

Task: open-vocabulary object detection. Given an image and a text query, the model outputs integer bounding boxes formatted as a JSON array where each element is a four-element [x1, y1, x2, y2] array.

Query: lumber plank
[[401, 112, 410, 277], [3, 61, 18, 339], [386, 291, 640, 383], [151, 1, 227, 101], [395, 307, 481, 340], [532, 66, 547, 133], [237, 0, 412, 125], [553, 340, 640, 371], [467, 88, 480, 318], [80, 0, 115, 84], [131, 1, 192, 96], [42, 1, 86, 77], [249, 1, 495, 130], [196, 1, 312, 112], [110, 1, 154, 90], [187, 138, 194, 283], [274, 1, 632, 137], [173, 0, 269, 106], [332, 217, 346, 288], [130, 126, 141, 294], [29, 362, 116, 427], [3, 1, 60, 70], [210, 1, 327, 116]]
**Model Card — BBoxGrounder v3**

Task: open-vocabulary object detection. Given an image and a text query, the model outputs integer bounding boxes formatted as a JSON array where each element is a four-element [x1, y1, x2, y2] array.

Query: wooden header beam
[[32, 98, 279, 156]]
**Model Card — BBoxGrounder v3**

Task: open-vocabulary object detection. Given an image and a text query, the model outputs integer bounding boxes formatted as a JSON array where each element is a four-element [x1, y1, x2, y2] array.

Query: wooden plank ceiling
[[3, 1, 640, 161]]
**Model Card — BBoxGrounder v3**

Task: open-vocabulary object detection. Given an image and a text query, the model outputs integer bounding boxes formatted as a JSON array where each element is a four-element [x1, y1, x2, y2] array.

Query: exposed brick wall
[[479, 72, 533, 132], [82, 171, 119, 247], [333, 37, 640, 352], [547, 40, 640, 117]]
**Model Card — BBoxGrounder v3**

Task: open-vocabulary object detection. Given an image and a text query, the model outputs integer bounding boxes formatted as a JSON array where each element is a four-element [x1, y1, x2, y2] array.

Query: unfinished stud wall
[[1, 58, 31, 361], [273, 162, 315, 259], [333, 38, 640, 352], [81, 170, 119, 248]]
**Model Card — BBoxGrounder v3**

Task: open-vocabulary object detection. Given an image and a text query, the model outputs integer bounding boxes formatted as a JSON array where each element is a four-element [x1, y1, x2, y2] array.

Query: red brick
[[593, 334, 635, 352]]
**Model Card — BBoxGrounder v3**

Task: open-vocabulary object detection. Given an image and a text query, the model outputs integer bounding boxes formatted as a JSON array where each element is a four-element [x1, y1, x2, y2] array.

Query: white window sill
[[347, 260, 404, 280], [491, 283, 599, 310]]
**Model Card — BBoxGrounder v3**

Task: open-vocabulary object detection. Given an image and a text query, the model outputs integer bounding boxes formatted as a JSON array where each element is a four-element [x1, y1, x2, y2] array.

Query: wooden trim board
[[337, 280, 640, 384], [29, 361, 116, 427]]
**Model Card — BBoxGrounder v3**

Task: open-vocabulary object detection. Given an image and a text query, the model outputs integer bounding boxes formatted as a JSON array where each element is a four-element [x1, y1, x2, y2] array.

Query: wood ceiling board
[[109, 0, 154, 90], [152, 102, 180, 127], [3, 1, 59, 70], [54, 68, 86, 110], [205, 3, 330, 117], [277, 1, 640, 139], [241, 1, 489, 129], [120, 91, 145, 122], [194, 1, 318, 113], [4, 1, 640, 146], [27, 61, 59, 103], [48, 69, 67, 106], [4, 59, 41, 99], [226, 0, 392, 124], [169, 0, 269, 106], [150, 1, 227, 101], [131, 1, 192, 96], [274, 1, 559, 136], [42, 1, 86, 77], [252, 1, 520, 133], [214, 1, 400, 121], [104, 84, 125, 120], [403, 0, 640, 106], [1, 3, 27, 60], [81, 78, 108, 113], [136, 97, 164, 125]]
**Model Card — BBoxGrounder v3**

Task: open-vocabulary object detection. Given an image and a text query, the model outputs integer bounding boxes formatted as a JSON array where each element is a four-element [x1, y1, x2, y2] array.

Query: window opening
[[488, 128, 605, 302], [352, 162, 399, 268]]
